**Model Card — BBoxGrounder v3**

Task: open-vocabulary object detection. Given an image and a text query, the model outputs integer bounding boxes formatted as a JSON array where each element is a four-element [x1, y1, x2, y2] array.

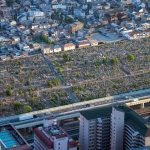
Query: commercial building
[[0, 125, 32, 150], [79, 105, 150, 150], [34, 117, 77, 150]]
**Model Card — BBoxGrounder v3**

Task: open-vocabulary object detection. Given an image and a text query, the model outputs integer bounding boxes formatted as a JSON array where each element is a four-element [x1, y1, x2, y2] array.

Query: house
[[0, 36, 11, 45], [17, 25, 30, 35], [63, 43, 76, 51], [24, 36, 32, 44], [0, 54, 7, 61], [53, 45, 62, 53], [141, 14, 150, 23], [74, 8, 82, 17], [32, 43, 41, 51], [11, 36, 20, 44], [41, 45, 53, 54], [88, 40, 98, 46], [69, 22, 84, 33], [77, 40, 90, 48]]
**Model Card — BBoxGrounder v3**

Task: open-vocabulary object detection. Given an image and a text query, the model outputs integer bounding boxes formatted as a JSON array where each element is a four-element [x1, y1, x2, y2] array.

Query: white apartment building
[[80, 106, 112, 150], [79, 105, 150, 150], [34, 117, 77, 150]]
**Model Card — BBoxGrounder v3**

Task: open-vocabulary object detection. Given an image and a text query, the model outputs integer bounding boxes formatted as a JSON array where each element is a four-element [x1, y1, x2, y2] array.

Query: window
[[58, 143, 60, 145]]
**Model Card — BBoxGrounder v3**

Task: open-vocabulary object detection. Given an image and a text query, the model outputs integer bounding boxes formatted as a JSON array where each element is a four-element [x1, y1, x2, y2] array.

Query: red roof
[[58, 126, 78, 146], [34, 128, 53, 148], [55, 134, 67, 139]]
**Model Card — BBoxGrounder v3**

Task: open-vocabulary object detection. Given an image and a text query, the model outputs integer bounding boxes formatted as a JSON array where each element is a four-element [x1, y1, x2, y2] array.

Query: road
[[0, 88, 150, 126], [43, 55, 79, 103]]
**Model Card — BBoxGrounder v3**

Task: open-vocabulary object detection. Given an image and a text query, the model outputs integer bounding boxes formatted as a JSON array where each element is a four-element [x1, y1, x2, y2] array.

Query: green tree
[[65, 16, 74, 24], [24, 105, 32, 113], [19, 89, 23, 95], [127, 54, 135, 61], [76, 72, 81, 77], [13, 102, 22, 111], [63, 54, 68, 61], [57, 67, 62, 73], [52, 78, 60, 85], [25, 80, 30, 86], [111, 58, 119, 65], [6, 89, 13, 96], [48, 81, 53, 87], [28, 97, 36, 105], [102, 58, 107, 65]]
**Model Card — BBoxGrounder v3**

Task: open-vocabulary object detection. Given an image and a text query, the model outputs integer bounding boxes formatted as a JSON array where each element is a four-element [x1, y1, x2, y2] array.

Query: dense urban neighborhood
[[0, 0, 150, 150], [0, 0, 150, 116]]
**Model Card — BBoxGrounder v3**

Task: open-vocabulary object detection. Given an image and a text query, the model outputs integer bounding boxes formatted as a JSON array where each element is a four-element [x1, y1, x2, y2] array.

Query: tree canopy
[[127, 54, 135, 61]]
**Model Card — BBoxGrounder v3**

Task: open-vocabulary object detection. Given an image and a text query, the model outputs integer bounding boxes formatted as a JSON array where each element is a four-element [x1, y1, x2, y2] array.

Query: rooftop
[[34, 124, 77, 148], [80, 105, 112, 120], [0, 125, 27, 150]]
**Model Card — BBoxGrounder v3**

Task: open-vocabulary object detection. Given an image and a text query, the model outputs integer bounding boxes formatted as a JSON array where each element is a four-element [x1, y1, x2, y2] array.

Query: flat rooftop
[[0, 131, 19, 148], [0, 125, 28, 150], [34, 124, 77, 148]]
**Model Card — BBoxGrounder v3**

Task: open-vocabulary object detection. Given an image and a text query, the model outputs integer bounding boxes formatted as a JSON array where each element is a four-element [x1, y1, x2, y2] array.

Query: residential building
[[41, 45, 53, 54], [77, 40, 90, 48], [63, 43, 76, 51], [79, 105, 150, 150], [34, 117, 77, 150], [53, 45, 62, 53], [69, 22, 84, 33], [88, 40, 98, 46]]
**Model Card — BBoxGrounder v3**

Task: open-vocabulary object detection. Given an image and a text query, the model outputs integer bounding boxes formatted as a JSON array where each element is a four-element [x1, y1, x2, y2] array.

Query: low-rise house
[[0, 36, 11, 45], [77, 40, 90, 48], [41, 45, 53, 54], [74, 8, 82, 17], [24, 36, 33, 44], [53, 45, 62, 53], [17, 25, 30, 35], [30, 28, 43, 37], [63, 43, 76, 51], [11, 36, 20, 44], [0, 54, 7, 60], [32, 43, 41, 51], [88, 40, 98, 46], [141, 14, 150, 23]]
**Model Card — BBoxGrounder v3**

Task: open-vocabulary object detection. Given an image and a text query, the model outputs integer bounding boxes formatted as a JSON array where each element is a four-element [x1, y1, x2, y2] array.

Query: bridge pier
[[140, 103, 144, 109]]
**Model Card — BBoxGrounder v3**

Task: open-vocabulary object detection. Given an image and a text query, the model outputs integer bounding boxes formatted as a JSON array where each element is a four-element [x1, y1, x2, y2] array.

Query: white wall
[[111, 108, 124, 150], [79, 114, 89, 150], [69, 147, 77, 150], [54, 137, 68, 150]]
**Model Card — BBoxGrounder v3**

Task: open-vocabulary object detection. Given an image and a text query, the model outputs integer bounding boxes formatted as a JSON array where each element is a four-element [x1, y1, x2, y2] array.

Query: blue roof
[[0, 131, 18, 148]]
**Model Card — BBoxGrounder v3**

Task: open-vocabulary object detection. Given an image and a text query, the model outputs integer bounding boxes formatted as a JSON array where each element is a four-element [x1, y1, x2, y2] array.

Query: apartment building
[[80, 106, 112, 150], [34, 117, 77, 150], [69, 22, 84, 33], [79, 105, 150, 150]]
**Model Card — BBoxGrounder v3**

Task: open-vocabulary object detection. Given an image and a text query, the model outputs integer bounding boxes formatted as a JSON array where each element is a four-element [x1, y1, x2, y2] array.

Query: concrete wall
[[111, 108, 124, 150]]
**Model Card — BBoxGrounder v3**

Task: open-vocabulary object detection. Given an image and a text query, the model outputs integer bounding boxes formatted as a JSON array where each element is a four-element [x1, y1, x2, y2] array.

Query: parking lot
[[90, 28, 126, 43]]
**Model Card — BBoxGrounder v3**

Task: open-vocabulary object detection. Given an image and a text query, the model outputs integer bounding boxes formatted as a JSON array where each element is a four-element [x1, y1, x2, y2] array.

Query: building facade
[[79, 105, 150, 150], [34, 118, 77, 150]]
